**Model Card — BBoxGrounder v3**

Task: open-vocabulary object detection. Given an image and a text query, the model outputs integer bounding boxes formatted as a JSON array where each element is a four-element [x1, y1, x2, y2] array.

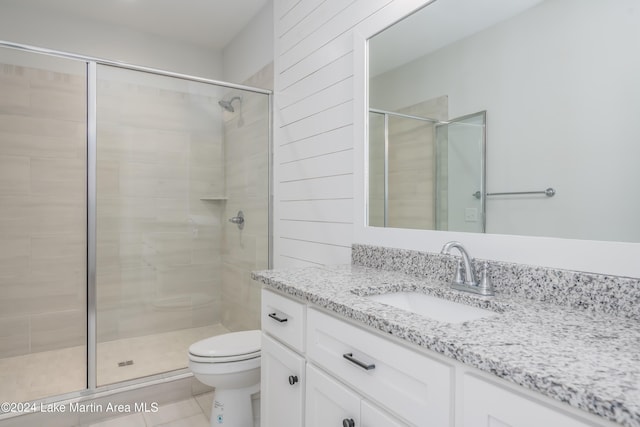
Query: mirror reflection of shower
[[368, 107, 485, 233], [219, 95, 244, 127]]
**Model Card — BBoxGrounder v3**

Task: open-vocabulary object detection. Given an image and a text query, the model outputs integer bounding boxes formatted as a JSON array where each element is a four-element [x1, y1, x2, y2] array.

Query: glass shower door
[[435, 111, 485, 233], [368, 111, 385, 227], [95, 65, 230, 385], [0, 47, 87, 403]]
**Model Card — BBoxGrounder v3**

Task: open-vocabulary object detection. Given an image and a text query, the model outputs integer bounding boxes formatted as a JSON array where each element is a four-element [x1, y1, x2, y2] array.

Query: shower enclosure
[[368, 108, 485, 232], [0, 43, 271, 407]]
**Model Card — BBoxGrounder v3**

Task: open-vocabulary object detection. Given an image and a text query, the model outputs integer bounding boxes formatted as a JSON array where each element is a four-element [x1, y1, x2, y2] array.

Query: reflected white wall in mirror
[[367, 0, 640, 243]]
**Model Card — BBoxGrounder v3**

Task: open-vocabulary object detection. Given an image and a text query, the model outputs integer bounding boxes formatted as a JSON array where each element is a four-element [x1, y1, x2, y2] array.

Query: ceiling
[[4, 0, 269, 50]]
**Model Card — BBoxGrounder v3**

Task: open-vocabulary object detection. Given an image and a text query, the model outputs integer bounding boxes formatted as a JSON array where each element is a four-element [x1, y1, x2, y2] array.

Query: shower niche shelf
[[199, 196, 228, 201]]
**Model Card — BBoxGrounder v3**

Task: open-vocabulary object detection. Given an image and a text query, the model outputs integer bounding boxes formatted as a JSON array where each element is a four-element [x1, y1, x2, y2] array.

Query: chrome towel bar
[[473, 187, 555, 199]]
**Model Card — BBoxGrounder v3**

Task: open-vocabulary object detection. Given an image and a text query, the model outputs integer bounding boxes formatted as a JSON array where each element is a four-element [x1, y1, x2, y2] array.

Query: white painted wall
[[0, 2, 223, 79], [274, 0, 640, 277], [223, 0, 274, 85]]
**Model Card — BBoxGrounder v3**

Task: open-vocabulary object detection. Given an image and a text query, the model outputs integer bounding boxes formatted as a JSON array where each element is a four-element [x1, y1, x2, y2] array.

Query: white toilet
[[188, 330, 261, 427]]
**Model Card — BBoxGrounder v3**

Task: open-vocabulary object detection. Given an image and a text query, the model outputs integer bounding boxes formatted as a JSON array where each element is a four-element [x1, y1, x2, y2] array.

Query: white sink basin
[[365, 292, 497, 324]]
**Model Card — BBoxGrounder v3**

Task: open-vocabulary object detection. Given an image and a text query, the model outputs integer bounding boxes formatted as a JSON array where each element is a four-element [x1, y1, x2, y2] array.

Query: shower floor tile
[[0, 345, 86, 404], [0, 324, 229, 404], [97, 323, 229, 386]]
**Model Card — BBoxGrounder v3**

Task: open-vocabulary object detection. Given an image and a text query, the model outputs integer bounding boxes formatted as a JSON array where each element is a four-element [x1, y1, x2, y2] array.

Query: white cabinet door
[[307, 308, 452, 427], [461, 374, 596, 427], [306, 364, 360, 427], [361, 400, 407, 427], [261, 334, 305, 427]]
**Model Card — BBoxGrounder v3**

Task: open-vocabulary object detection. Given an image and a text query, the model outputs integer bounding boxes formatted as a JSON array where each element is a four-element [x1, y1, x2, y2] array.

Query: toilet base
[[210, 384, 259, 427]]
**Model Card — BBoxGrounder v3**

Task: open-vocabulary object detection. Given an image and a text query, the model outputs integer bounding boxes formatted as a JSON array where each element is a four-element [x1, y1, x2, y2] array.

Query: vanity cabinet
[[361, 400, 407, 427], [261, 290, 307, 427], [261, 334, 305, 427], [306, 364, 406, 427], [261, 287, 305, 353], [261, 289, 613, 427], [306, 308, 452, 427], [460, 374, 595, 427], [305, 364, 361, 427]]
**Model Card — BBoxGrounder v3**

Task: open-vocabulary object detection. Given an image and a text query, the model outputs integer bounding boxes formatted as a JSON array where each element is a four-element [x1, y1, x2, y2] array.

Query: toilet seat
[[188, 330, 261, 364]]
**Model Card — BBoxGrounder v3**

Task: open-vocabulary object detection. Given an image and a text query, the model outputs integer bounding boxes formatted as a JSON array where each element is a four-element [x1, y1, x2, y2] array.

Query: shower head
[[218, 96, 241, 112], [218, 100, 234, 112]]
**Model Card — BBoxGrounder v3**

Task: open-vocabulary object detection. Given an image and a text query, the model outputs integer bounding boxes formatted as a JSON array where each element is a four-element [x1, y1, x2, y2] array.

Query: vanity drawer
[[461, 374, 596, 427], [261, 289, 306, 353], [306, 308, 453, 427]]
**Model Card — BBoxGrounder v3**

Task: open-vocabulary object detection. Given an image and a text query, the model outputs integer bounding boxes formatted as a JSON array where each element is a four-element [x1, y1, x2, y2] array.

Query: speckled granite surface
[[253, 263, 640, 427], [353, 244, 640, 321]]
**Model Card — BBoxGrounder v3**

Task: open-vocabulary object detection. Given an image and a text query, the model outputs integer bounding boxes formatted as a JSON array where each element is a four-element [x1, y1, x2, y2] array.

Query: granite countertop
[[252, 264, 640, 427]]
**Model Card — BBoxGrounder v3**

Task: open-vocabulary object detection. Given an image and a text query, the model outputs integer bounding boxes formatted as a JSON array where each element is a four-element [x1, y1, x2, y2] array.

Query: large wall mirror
[[367, 0, 640, 243]]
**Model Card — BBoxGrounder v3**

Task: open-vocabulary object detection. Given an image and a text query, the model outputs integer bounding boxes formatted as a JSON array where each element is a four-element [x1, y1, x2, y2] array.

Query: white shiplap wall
[[273, 0, 429, 267]]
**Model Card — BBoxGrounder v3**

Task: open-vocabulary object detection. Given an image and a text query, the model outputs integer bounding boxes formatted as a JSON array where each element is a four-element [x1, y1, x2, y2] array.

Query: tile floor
[[85, 392, 260, 427], [86, 396, 210, 427], [0, 324, 229, 403]]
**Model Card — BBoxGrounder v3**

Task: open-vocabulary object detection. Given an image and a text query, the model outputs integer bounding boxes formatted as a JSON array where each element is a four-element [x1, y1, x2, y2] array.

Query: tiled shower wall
[[220, 63, 272, 332], [0, 58, 271, 359], [96, 69, 225, 342], [0, 60, 87, 358]]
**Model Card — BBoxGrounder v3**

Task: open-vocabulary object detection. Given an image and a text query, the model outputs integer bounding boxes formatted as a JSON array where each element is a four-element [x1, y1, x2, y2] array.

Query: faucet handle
[[478, 262, 494, 296], [453, 259, 465, 286]]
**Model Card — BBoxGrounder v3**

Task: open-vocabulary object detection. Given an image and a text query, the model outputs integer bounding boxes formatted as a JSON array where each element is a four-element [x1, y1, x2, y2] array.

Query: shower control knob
[[228, 210, 245, 230], [342, 418, 355, 427], [288, 375, 298, 385]]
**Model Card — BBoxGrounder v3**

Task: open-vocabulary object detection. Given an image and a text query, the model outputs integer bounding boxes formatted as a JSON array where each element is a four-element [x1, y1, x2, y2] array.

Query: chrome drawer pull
[[268, 312, 288, 323], [342, 418, 355, 427], [343, 353, 375, 370]]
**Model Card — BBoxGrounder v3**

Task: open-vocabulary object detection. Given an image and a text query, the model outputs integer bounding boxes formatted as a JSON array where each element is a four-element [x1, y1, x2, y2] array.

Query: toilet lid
[[189, 330, 261, 358]]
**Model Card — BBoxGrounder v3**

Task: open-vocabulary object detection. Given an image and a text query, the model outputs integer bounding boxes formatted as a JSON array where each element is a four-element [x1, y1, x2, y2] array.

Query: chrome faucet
[[440, 241, 494, 296]]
